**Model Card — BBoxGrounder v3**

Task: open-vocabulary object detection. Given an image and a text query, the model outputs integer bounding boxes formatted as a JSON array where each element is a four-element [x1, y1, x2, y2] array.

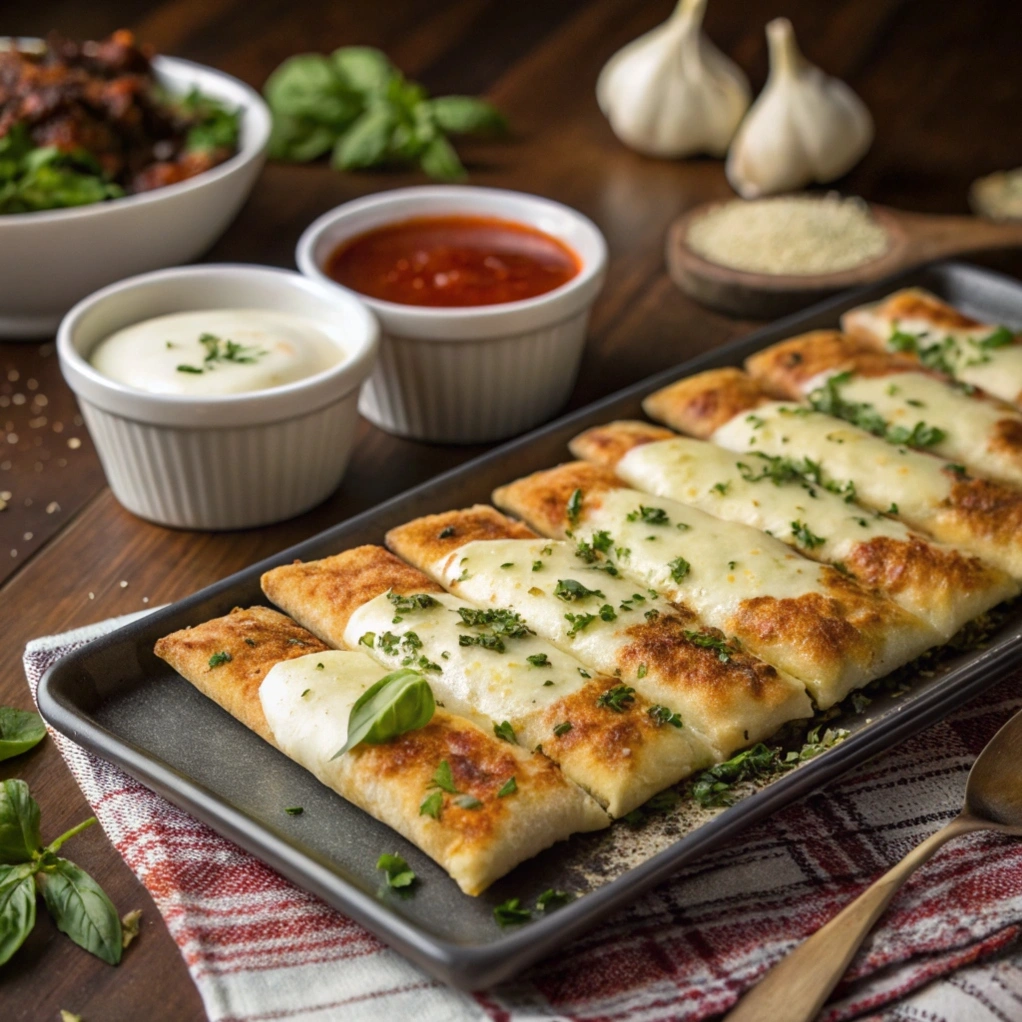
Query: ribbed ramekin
[[57, 265, 378, 530], [296, 186, 607, 444]]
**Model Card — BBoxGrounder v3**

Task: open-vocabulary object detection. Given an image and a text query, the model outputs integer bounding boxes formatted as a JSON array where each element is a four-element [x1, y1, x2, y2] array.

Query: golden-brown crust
[[568, 420, 676, 468], [642, 367, 767, 438], [945, 473, 1022, 543], [386, 505, 535, 570], [746, 331, 922, 399], [843, 533, 1002, 599], [877, 290, 982, 331], [492, 463, 619, 537], [615, 614, 802, 720], [154, 606, 329, 744], [988, 418, 1022, 471], [261, 546, 443, 648]]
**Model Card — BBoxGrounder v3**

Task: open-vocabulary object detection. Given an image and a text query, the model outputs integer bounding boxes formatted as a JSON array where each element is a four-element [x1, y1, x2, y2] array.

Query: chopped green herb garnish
[[455, 794, 483, 810], [599, 603, 618, 622], [456, 606, 533, 638], [494, 897, 531, 926], [711, 481, 731, 495], [683, 630, 735, 663], [564, 612, 596, 637], [626, 505, 670, 526], [648, 705, 683, 728], [668, 556, 691, 583], [636, 663, 647, 678], [284, 806, 303, 816], [459, 632, 506, 653], [532, 560, 544, 571], [419, 791, 443, 819], [208, 651, 232, 669], [566, 488, 584, 526], [596, 685, 636, 712], [493, 721, 517, 744], [791, 520, 825, 550], [526, 653, 551, 668], [430, 759, 459, 794], [387, 592, 439, 616], [359, 632, 376, 649], [554, 578, 605, 602], [497, 776, 517, 798], [536, 889, 573, 912], [553, 721, 573, 736], [377, 853, 416, 888]]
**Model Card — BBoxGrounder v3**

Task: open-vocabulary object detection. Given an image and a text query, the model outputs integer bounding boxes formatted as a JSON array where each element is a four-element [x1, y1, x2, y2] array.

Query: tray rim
[[38, 258, 1022, 990]]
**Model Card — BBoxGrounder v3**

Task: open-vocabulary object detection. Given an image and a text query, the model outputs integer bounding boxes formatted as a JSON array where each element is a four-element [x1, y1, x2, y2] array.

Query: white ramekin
[[0, 50, 272, 339], [58, 265, 378, 530], [296, 186, 607, 444]]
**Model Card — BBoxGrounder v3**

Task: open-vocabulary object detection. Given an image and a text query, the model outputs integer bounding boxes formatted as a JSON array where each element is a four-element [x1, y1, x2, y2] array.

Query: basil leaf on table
[[332, 669, 435, 759], [428, 96, 506, 136], [0, 862, 36, 965], [268, 116, 338, 162], [0, 706, 46, 761], [331, 46, 394, 96], [0, 780, 41, 863], [263, 54, 362, 126], [331, 105, 398, 170], [37, 857, 122, 965], [419, 135, 466, 182]]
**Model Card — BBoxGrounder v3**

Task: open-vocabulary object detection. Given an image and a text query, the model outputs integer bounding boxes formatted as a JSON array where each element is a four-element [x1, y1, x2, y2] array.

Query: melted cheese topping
[[344, 591, 587, 725], [90, 309, 344, 396], [854, 306, 1022, 405], [808, 370, 1022, 487], [713, 402, 954, 523], [260, 650, 384, 769], [618, 436, 898, 563]]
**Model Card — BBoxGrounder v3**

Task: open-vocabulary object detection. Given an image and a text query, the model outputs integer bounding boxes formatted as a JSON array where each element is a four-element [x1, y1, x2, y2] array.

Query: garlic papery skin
[[726, 18, 874, 198], [596, 0, 751, 159]]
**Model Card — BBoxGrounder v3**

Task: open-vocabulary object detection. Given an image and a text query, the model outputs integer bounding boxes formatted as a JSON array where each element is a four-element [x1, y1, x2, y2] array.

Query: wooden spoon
[[667, 201, 1022, 318], [724, 707, 1022, 1022]]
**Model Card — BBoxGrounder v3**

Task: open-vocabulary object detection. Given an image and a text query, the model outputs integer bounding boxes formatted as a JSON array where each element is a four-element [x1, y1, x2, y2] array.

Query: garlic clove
[[597, 0, 750, 160], [726, 18, 873, 199]]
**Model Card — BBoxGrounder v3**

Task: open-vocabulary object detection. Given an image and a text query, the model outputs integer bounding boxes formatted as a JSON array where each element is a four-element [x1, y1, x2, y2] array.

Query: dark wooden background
[[2, 1, 1021, 1018]]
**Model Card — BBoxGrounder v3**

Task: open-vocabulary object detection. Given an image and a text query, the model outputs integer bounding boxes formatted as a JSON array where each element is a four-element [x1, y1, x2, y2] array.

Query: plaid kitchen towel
[[24, 613, 1022, 1022]]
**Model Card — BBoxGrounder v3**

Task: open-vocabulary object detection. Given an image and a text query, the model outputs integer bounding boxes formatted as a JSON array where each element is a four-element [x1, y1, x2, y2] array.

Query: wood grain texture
[[1, 0, 1022, 1017]]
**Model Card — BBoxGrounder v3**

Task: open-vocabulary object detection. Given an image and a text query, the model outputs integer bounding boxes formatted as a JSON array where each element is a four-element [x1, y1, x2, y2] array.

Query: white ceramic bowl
[[0, 52, 272, 339], [58, 265, 379, 530], [296, 186, 607, 444]]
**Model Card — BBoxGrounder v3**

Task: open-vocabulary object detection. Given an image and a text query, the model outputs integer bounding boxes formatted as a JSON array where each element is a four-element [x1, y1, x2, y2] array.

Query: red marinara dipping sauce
[[324, 215, 582, 308]]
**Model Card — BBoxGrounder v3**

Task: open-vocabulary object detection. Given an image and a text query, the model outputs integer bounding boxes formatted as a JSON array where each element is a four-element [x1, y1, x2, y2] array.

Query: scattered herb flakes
[[946, 463, 968, 477], [668, 556, 691, 583], [648, 704, 683, 728], [887, 502, 900, 515], [315, 663, 324, 670], [554, 578, 605, 602], [430, 759, 459, 794], [455, 794, 483, 810], [711, 481, 731, 495], [500, 562, 514, 569], [536, 889, 573, 912], [566, 488, 584, 526], [683, 630, 735, 663], [644, 608, 660, 623], [438, 526, 456, 539], [596, 685, 636, 712], [419, 791, 443, 820], [626, 505, 670, 526], [543, 680, 555, 687], [553, 721, 573, 737], [532, 560, 544, 571], [176, 332, 268, 375], [526, 653, 551, 668], [577, 668, 590, 678], [497, 777, 517, 798], [284, 806, 304, 816], [377, 853, 416, 889], [565, 612, 596, 637], [358, 632, 376, 649], [791, 520, 825, 550], [456, 606, 533, 638], [387, 592, 439, 615], [301, 688, 312, 698], [493, 721, 517, 744], [459, 632, 506, 653], [599, 603, 618, 622], [494, 897, 531, 926], [207, 651, 232, 669], [243, 637, 257, 647], [636, 663, 647, 678]]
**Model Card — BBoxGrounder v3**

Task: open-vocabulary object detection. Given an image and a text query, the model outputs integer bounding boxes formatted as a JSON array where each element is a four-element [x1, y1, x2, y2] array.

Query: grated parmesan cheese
[[686, 195, 889, 276]]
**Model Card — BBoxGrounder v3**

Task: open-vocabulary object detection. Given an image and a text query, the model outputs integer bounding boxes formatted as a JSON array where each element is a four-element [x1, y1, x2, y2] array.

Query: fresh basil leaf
[[332, 669, 435, 759], [263, 54, 361, 126], [331, 47, 395, 96], [37, 857, 122, 965], [0, 780, 41, 863], [429, 96, 506, 136], [0, 706, 46, 761], [332, 105, 397, 170], [0, 862, 36, 965], [268, 117, 339, 162], [419, 134, 466, 181]]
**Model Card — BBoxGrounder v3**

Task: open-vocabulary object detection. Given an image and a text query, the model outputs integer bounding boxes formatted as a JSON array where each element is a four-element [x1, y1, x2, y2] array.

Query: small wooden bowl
[[667, 200, 1022, 319]]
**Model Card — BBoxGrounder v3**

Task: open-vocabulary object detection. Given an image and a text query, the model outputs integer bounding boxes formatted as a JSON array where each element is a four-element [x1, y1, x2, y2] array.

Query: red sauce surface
[[325, 215, 581, 307]]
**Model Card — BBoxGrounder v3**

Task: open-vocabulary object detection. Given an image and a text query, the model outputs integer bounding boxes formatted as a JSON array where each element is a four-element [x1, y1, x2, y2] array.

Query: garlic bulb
[[596, 0, 750, 159], [726, 18, 873, 198]]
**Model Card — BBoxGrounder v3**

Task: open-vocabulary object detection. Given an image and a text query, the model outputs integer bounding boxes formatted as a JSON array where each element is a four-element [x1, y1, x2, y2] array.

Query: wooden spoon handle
[[723, 814, 981, 1022]]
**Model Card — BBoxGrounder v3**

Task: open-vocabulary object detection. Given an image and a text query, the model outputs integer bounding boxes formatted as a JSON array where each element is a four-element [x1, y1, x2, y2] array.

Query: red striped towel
[[24, 613, 1022, 1022]]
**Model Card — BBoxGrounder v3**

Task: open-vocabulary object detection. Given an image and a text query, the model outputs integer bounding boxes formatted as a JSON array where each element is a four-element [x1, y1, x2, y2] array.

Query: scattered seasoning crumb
[[23, 532, 32, 541], [142, 597, 149, 604], [46, 501, 60, 513], [686, 195, 889, 276], [119, 580, 128, 588], [88, 592, 95, 599], [67, 437, 82, 449], [121, 908, 142, 948], [284, 806, 304, 816]]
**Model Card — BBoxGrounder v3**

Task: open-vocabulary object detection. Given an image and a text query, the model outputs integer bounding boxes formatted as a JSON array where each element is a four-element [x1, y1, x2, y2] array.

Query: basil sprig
[[263, 46, 506, 180], [0, 706, 46, 761], [0, 780, 123, 966], [332, 669, 435, 759]]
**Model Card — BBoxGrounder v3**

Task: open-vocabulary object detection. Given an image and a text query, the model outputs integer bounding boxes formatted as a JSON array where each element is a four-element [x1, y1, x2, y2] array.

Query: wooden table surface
[[2, 0, 1022, 1018]]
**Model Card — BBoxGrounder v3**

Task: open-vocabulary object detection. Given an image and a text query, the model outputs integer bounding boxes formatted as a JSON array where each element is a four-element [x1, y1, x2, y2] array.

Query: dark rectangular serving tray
[[39, 261, 1022, 990]]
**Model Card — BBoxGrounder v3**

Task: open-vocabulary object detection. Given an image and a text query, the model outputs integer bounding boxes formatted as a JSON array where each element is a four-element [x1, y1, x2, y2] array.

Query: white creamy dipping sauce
[[89, 309, 343, 395]]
